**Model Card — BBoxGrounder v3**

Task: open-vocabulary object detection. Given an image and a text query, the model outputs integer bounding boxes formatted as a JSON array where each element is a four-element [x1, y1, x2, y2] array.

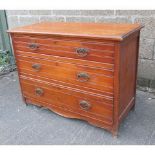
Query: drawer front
[[20, 76, 113, 124], [15, 50, 114, 70], [13, 34, 115, 64], [17, 55, 114, 96]]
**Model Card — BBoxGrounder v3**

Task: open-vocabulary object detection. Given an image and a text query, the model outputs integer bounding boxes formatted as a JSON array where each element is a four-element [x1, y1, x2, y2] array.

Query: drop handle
[[77, 72, 90, 82], [28, 43, 39, 50], [79, 100, 91, 111], [32, 64, 41, 71], [76, 48, 89, 57], [35, 88, 44, 96]]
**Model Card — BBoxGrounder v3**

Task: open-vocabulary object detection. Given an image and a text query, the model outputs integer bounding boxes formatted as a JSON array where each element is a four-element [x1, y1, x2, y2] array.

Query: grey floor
[[0, 71, 155, 145]]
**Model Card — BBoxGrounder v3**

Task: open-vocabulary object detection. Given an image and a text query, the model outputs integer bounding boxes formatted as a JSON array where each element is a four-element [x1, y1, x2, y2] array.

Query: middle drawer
[[16, 55, 114, 97]]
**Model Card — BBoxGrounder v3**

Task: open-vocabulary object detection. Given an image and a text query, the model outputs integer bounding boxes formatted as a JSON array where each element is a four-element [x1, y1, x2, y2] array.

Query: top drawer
[[12, 34, 115, 64]]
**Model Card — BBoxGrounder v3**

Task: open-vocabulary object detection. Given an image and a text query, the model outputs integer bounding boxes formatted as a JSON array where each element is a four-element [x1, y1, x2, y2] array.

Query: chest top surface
[[8, 22, 143, 41]]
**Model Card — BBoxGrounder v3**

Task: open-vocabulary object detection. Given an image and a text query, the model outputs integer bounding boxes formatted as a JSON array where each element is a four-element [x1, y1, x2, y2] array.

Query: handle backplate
[[76, 48, 89, 57], [35, 88, 44, 96], [28, 43, 39, 50], [77, 72, 90, 82], [79, 100, 91, 110], [32, 64, 41, 71]]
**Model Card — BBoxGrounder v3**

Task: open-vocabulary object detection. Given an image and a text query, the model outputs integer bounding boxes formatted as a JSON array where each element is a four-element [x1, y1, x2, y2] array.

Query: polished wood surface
[[9, 22, 143, 136], [13, 35, 115, 63], [20, 76, 113, 124], [17, 55, 114, 93], [8, 22, 143, 41], [119, 32, 140, 122]]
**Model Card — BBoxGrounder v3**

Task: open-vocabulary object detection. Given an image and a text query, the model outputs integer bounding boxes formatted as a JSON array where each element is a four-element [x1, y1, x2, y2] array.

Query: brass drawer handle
[[76, 48, 89, 57], [35, 88, 44, 96], [77, 72, 90, 82], [79, 100, 91, 111], [32, 64, 41, 71], [28, 43, 39, 50]]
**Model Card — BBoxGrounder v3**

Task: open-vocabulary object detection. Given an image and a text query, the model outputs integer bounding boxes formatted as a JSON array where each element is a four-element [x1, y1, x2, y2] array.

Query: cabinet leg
[[131, 103, 135, 111], [112, 124, 119, 138], [112, 130, 118, 138], [22, 96, 28, 106]]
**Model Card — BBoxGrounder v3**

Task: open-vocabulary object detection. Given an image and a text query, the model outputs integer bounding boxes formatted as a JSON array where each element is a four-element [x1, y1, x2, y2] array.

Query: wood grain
[[16, 55, 114, 94], [119, 33, 140, 122], [26, 97, 113, 131], [20, 76, 113, 123], [15, 50, 114, 70], [8, 22, 143, 41], [13, 35, 115, 63]]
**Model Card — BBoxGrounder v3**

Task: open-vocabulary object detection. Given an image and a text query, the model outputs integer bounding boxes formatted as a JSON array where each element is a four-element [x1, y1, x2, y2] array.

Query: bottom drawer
[[20, 76, 113, 125]]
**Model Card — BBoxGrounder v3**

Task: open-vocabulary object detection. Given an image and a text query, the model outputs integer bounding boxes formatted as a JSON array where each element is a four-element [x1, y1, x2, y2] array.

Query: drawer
[[13, 34, 115, 64], [15, 50, 114, 70], [17, 55, 114, 96], [20, 76, 113, 124]]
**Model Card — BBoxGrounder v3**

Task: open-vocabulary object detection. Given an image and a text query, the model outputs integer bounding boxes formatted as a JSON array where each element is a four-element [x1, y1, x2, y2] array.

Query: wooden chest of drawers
[[8, 22, 143, 136]]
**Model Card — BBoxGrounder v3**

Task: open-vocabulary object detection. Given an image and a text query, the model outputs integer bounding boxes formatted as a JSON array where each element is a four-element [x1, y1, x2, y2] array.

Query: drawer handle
[[79, 100, 91, 111], [77, 72, 90, 82], [76, 48, 89, 57], [32, 64, 41, 71], [35, 88, 44, 96], [28, 43, 39, 50]]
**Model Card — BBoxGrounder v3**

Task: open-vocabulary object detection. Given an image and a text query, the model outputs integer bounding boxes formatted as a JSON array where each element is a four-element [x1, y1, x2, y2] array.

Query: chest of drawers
[[8, 22, 143, 136]]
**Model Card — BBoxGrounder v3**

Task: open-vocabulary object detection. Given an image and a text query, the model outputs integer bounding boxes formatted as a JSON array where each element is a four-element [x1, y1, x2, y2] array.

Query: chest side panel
[[119, 32, 140, 122]]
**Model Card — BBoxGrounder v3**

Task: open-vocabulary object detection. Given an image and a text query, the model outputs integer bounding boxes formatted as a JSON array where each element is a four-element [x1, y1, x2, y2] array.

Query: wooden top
[[8, 22, 143, 41]]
